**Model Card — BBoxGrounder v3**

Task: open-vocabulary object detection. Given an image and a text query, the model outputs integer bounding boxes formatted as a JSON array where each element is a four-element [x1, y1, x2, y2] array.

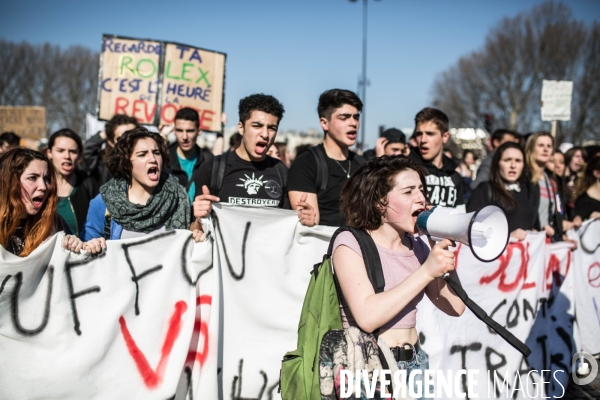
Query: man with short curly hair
[[191, 94, 315, 227]]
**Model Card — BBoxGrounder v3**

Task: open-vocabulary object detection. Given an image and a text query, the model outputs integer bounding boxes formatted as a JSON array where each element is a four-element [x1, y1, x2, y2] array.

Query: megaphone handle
[[443, 276, 532, 357]]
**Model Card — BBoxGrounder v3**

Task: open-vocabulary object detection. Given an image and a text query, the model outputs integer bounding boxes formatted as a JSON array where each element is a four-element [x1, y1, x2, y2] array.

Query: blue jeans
[[396, 346, 433, 400]]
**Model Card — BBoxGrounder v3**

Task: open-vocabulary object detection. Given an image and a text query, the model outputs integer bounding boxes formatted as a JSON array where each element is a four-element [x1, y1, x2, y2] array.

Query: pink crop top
[[332, 231, 430, 329]]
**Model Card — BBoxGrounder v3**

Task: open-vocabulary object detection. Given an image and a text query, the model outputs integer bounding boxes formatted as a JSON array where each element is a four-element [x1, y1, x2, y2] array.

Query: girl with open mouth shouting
[[46, 129, 99, 238], [82, 127, 203, 242], [0, 148, 102, 257]]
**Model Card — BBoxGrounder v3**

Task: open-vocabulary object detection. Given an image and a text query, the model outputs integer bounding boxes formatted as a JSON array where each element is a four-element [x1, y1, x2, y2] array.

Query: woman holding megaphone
[[467, 142, 538, 241], [332, 156, 465, 399]]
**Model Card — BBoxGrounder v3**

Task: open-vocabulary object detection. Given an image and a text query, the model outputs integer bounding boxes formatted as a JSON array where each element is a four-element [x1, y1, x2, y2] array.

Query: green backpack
[[280, 227, 385, 400]]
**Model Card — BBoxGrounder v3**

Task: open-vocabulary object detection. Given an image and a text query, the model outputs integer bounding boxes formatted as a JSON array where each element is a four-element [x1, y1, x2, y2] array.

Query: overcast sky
[[1, 0, 598, 147]]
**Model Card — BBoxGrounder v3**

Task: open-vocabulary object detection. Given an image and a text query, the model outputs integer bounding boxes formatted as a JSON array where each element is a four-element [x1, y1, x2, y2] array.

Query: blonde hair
[[525, 132, 554, 183]]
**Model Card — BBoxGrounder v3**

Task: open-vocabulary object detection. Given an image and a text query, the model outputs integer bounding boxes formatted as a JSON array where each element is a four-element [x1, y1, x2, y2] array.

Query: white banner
[[570, 219, 600, 355], [1, 206, 598, 399], [0, 230, 215, 399]]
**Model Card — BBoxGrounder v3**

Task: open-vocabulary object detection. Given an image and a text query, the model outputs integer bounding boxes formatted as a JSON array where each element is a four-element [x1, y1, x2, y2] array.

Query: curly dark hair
[[105, 114, 139, 142], [238, 94, 285, 125], [317, 89, 363, 120], [341, 156, 428, 230], [105, 127, 169, 183]]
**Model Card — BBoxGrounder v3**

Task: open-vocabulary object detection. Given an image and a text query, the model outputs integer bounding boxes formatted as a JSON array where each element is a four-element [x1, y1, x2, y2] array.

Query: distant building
[[449, 128, 488, 161]]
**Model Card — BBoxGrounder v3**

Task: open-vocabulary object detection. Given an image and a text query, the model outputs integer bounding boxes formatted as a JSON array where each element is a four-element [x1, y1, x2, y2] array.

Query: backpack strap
[[210, 152, 229, 195], [309, 146, 328, 195], [327, 227, 385, 293], [104, 209, 111, 240]]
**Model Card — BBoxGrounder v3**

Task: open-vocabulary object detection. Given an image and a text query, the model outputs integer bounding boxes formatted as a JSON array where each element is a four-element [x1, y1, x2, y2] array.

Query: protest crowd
[[3, 89, 599, 253], [1, 87, 600, 399]]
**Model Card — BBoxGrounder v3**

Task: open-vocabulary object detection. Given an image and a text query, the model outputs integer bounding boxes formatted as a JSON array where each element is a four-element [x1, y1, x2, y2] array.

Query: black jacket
[[82, 132, 112, 186], [165, 143, 214, 190], [467, 180, 540, 232], [69, 169, 100, 236], [409, 147, 465, 207]]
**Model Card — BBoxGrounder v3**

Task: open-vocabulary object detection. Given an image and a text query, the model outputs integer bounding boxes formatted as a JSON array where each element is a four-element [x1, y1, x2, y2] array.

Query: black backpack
[[307, 145, 365, 195]]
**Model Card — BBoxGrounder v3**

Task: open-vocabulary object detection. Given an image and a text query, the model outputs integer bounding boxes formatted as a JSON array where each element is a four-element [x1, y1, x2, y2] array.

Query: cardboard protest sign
[[98, 36, 162, 125], [160, 43, 225, 131], [0, 106, 46, 139], [98, 35, 226, 132]]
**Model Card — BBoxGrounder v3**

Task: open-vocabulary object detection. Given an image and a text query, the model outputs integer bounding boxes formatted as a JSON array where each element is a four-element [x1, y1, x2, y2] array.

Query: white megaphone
[[416, 205, 509, 262]]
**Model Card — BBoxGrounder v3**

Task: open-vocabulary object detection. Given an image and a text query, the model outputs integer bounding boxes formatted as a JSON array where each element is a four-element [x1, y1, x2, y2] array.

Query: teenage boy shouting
[[191, 94, 316, 226], [410, 107, 464, 208]]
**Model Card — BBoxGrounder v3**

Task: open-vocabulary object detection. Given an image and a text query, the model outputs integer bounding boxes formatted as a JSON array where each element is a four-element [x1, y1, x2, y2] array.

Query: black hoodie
[[409, 147, 465, 207]]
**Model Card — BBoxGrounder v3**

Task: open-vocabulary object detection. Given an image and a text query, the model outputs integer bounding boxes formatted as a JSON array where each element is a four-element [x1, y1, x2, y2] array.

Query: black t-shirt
[[574, 192, 600, 220], [467, 181, 537, 231], [192, 151, 288, 208], [287, 144, 362, 227], [408, 147, 465, 207]]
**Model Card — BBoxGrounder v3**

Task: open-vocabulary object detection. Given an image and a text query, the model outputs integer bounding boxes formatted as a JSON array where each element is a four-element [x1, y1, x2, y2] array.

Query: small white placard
[[541, 79, 573, 121]]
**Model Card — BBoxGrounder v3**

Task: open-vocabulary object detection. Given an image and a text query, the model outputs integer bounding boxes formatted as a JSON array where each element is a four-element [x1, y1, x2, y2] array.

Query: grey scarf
[[100, 174, 190, 233]]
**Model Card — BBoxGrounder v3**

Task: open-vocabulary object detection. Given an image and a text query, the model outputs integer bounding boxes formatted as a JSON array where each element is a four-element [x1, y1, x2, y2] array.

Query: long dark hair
[[564, 146, 588, 176], [0, 148, 58, 256], [490, 142, 528, 210], [573, 155, 600, 202]]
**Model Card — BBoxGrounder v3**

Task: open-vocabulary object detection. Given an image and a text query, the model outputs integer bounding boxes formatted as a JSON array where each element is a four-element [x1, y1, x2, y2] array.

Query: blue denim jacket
[[81, 194, 123, 240]]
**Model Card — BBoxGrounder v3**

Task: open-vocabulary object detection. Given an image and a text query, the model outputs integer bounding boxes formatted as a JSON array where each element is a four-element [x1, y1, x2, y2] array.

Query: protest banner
[[570, 220, 600, 356], [97, 35, 226, 132], [1, 206, 598, 399], [0, 106, 46, 139], [0, 230, 216, 399]]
